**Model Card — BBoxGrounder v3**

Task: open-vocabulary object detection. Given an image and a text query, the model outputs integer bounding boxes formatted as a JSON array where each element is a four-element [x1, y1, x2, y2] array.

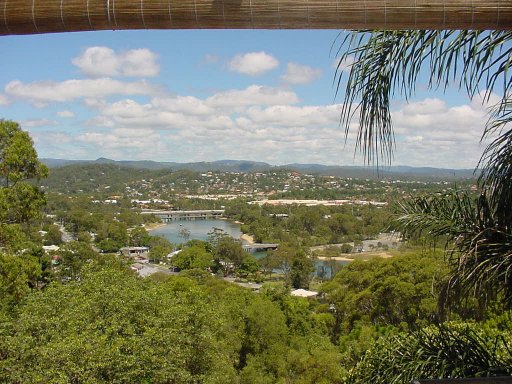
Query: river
[[149, 218, 242, 245], [149, 218, 347, 278]]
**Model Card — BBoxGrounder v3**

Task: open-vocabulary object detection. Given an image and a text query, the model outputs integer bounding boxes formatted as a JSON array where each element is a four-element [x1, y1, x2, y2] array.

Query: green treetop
[[0, 120, 48, 228], [0, 120, 47, 188]]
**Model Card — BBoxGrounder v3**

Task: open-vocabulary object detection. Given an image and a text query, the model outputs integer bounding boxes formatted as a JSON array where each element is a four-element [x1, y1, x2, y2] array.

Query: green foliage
[[0, 253, 41, 314], [289, 251, 315, 289], [258, 253, 281, 278], [41, 163, 156, 195], [479, 97, 512, 224], [0, 182, 47, 225], [321, 250, 448, 334], [55, 241, 100, 280], [215, 236, 246, 276], [95, 221, 128, 248], [240, 296, 288, 365], [284, 335, 345, 384], [338, 323, 397, 367], [96, 238, 120, 253], [43, 224, 63, 245], [178, 227, 191, 242], [0, 264, 348, 383], [269, 243, 314, 289], [148, 235, 173, 249], [237, 254, 260, 279], [129, 226, 151, 247], [0, 121, 48, 245], [148, 245, 171, 263], [76, 230, 92, 243], [0, 223, 33, 252], [0, 121, 48, 314], [173, 245, 213, 271], [0, 267, 237, 383], [228, 203, 389, 247], [0, 120, 48, 187], [336, 28, 512, 321], [392, 192, 512, 311], [347, 322, 512, 384], [207, 227, 229, 248], [147, 235, 173, 263], [239, 291, 346, 384]]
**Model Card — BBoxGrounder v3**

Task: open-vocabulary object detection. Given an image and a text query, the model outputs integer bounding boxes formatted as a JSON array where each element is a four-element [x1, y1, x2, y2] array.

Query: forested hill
[[42, 158, 475, 180], [39, 163, 167, 194]]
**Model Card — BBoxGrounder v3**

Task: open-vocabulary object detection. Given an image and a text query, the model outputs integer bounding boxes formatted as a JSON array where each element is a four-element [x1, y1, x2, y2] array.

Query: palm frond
[[390, 192, 480, 240], [479, 97, 512, 225], [347, 324, 512, 384], [390, 192, 512, 309], [336, 30, 512, 164]]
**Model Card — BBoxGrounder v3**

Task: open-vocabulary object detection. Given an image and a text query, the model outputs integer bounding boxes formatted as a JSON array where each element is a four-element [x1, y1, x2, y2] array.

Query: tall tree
[[215, 236, 246, 276], [0, 120, 48, 228], [0, 121, 48, 316], [0, 120, 48, 188]]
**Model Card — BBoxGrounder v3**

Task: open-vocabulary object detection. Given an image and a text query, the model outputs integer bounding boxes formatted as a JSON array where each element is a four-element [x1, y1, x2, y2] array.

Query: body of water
[[149, 218, 242, 245], [149, 218, 348, 278]]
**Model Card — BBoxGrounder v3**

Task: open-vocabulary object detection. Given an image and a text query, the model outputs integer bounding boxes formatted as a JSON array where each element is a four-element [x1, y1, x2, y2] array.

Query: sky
[[0, 29, 498, 169]]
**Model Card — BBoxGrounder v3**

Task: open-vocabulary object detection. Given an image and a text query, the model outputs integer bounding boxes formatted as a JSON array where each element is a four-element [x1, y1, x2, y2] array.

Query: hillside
[[41, 158, 476, 180]]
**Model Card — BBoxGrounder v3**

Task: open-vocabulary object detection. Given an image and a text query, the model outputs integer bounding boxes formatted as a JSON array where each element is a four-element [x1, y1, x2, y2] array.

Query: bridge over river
[[141, 209, 225, 222], [243, 243, 279, 253]]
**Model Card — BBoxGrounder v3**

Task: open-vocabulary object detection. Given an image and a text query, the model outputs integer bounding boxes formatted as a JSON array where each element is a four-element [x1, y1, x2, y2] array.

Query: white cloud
[[228, 51, 279, 76], [391, 98, 490, 167], [400, 98, 447, 116], [206, 85, 298, 108], [281, 63, 322, 85], [21, 118, 56, 127], [99, 99, 153, 119], [77, 128, 160, 148], [57, 110, 75, 118], [245, 104, 340, 127], [152, 96, 215, 115], [0, 94, 10, 105], [75, 128, 173, 160], [393, 98, 486, 139], [72, 46, 160, 78], [85, 97, 235, 132], [32, 131, 72, 144], [5, 78, 159, 104], [332, 56, 355, 71], [20, 69, 491, 168], [71, 87, 490, 167]]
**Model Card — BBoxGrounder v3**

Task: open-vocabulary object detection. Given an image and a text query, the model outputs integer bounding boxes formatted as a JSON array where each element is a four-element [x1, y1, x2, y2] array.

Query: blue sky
[[0, 29, 496, 168]]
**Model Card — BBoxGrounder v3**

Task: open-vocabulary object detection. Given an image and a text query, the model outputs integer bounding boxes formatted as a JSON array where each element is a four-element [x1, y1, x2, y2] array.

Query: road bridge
[[141, 209, 225, 222], [243, 243, 279, 253]]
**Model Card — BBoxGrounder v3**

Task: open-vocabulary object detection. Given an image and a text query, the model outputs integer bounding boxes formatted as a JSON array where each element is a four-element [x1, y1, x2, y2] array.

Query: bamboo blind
[[0, 0, 510, 35]]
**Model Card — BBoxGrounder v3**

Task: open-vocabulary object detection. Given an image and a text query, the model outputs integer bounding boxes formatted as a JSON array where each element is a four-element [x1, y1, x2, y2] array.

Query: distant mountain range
[[41, 158, 477, 180]]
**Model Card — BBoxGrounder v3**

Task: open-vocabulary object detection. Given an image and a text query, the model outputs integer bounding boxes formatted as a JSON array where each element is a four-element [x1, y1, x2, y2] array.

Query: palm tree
[[347, 322, 512, 384], [335, 30, 512, 310]]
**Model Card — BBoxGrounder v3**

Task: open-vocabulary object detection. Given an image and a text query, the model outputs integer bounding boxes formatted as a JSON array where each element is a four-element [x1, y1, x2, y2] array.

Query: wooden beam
[[0, 0, 510, 36]]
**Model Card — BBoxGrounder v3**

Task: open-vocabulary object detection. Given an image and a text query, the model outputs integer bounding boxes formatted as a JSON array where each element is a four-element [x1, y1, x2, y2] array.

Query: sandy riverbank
[[317, 256, 354, 262], [143, 222, 166, 231], [317, 251, 394, 262], [240, 233, 255, 244]]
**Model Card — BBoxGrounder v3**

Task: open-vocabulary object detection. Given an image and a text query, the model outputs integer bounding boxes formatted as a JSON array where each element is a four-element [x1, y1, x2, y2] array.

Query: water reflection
[[149, 218, 242, 244]]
